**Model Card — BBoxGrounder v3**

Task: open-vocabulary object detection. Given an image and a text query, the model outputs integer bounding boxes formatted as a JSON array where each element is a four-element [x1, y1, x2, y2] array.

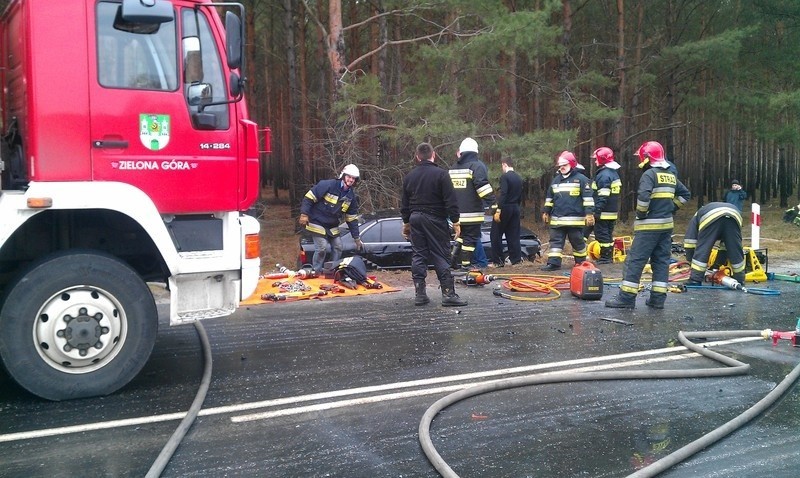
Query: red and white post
[[751, 203, 761, 250]]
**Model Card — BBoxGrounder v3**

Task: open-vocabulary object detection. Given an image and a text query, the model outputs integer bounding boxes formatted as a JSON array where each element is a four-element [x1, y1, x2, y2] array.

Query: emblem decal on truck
[[140, 114, 171, 151]]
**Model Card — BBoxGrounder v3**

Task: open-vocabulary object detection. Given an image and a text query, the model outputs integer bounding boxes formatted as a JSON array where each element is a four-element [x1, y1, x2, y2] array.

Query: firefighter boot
[[605, 291, 636, 309], [414, 280, 430, 306], [645, 292, 666, 309], [540, 259, 561, 271], [441, 278, 468, 307], [597, 246, 613, 264]]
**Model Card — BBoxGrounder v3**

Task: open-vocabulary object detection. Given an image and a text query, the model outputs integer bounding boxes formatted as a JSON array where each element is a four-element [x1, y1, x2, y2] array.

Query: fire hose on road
[[419, 328, 800, 478]]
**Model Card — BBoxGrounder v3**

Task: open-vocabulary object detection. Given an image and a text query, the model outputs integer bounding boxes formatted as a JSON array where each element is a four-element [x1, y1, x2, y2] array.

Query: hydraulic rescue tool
[[261, 291, 328, 301], [705, 269, 746, 291], [460, 271, 496, 286]]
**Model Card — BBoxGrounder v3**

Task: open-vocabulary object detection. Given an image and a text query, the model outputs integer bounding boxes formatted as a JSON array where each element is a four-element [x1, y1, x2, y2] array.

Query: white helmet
[[459, 137, 478, 154], [339, 164, 360, 179]]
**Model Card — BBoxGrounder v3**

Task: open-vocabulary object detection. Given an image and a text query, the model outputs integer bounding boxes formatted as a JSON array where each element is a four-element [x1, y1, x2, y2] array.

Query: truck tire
[[0, 250, 158, 400]]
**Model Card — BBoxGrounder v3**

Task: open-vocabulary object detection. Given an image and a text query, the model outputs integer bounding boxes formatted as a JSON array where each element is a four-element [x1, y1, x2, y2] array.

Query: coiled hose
[[419, 329, 800, 478]]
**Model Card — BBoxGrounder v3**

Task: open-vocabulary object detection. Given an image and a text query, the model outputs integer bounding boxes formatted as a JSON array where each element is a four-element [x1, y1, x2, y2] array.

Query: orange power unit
[[570, 262, 604, 300]]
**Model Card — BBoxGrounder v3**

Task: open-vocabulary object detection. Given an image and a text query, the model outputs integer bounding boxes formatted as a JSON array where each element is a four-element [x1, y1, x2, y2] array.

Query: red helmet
[[556, 151, 577, 169], [635, 141, 665, 168], [592, 147, 615, 166]]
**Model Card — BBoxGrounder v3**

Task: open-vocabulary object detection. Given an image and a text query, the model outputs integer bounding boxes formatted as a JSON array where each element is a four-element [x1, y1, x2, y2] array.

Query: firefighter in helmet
[[541, 151, 594, 271], [605, 141, 690, 309], [448, 137, 496, 270], [586, 147, 622, 264], [299, 164, 362, 273]]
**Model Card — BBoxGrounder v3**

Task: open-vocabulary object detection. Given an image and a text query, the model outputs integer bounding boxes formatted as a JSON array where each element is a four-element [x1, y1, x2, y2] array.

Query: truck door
[[89, 1, 238, 214]]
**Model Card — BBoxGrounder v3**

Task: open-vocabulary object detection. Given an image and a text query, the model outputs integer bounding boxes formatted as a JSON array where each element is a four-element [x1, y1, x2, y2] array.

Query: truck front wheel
[[0, 251, 158, 400]]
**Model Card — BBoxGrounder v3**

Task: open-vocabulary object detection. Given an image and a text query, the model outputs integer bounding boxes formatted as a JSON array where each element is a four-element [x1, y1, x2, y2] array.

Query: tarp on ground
[[241, 276, 399, 305]]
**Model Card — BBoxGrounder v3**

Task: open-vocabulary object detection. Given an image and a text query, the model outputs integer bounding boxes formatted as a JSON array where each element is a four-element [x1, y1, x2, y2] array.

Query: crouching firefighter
[[299, 164, 363, 274], [402, 142, 467, 307], [683, 202, 745, 286]]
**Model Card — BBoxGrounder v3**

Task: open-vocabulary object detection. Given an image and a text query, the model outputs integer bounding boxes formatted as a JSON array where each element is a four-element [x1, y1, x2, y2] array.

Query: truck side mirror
[[187, 83, 212, 106], [225, 11, 242, 70]]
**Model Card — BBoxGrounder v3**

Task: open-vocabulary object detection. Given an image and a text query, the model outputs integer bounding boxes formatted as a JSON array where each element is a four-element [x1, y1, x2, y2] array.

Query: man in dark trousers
[[683, 202, 745, 285], [401, 142, 467, 307], [489, 158, 523, 267], [541, 151, 594, 271], [586, 147, 622, 264], [605, 141, 691, 309], [449, 137, 496, 270]]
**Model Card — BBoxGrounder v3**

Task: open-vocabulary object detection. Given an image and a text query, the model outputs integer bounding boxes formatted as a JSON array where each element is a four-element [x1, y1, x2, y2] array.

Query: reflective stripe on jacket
[[633, 167, 690, 232], [544, 170, 594, 227]]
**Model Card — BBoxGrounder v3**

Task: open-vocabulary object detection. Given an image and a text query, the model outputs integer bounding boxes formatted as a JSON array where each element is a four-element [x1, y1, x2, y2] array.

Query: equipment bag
[[330, 256, 369, 284]]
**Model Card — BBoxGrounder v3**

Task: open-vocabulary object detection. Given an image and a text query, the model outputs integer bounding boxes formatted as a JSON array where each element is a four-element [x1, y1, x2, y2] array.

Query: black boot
[[540, 262, 561, 271], [645, 292, 666, 309], [605, 291, 636, 309], [441, 278, 467, 307], [414, 280, 430, 306], [597, 246, 613, 264]]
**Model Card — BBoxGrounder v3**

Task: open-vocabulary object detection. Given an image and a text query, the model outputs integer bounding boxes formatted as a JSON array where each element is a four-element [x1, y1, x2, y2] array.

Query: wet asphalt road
[[1, 264, 800, 478]]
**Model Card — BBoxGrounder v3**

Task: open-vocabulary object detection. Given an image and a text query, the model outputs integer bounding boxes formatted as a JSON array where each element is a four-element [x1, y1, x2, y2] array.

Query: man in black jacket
[[489, 158, 523, 266], [401, 143, 467, 307]]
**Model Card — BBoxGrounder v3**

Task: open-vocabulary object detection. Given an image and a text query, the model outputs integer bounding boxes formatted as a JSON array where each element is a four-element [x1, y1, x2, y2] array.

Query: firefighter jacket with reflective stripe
[[544, 170, 594, 227], [301, 178, 360, 238], [683, 202, 742, 254], [449, 151, 496, 225], [592, 166, 621, 220], [633, 166, 690, 232]]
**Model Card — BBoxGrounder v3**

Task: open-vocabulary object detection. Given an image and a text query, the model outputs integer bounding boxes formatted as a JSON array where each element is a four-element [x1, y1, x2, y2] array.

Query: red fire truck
[[0, 0, 264, 400]]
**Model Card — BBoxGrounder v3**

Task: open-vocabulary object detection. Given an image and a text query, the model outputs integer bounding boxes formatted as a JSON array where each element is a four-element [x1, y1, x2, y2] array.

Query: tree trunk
[[283, 0, 305, 217]]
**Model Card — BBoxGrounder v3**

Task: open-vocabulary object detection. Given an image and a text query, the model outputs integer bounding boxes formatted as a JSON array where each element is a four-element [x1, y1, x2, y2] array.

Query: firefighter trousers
[[546, 226, 587, 267], [619, 230, 672, 300], [689, 217, 744, 283]]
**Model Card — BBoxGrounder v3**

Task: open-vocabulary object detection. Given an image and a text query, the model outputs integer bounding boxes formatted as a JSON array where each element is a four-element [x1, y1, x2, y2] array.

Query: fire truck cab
[[0, 0, 263, 400]]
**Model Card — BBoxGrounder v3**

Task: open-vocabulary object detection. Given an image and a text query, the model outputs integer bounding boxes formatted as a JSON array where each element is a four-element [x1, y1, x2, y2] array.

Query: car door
[[378, 218, 415, 268]]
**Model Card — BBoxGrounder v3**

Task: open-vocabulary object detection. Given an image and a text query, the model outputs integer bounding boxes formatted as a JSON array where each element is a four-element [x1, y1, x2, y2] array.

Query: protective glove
[[493, 210, 501, 223], [402, 222, 411, 240], [354, 238, 364, 251], [452, 222, 461, 240], [298, 214, 309, 226], [541, 213, 550, 224], [585, 214, 595, 227]]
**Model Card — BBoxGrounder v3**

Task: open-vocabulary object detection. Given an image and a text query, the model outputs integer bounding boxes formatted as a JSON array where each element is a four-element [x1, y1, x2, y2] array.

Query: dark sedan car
[[298, 213, 541, 270]]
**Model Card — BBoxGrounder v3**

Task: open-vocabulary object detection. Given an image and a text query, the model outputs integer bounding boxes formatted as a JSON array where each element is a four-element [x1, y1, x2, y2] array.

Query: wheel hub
[[57, 307, 111, 357], [34, 288, 126, 373]]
